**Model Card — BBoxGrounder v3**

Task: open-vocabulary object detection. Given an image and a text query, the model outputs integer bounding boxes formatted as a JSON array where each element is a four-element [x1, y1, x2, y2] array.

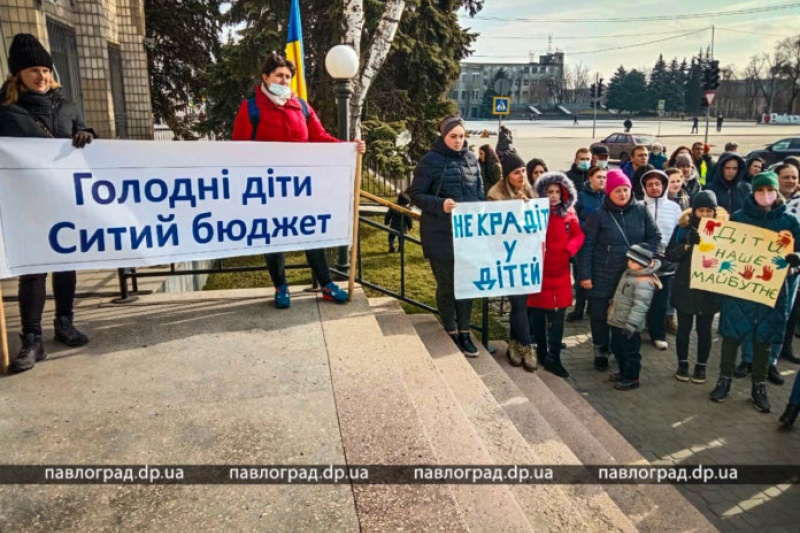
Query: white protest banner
[[453, 198, 549, 299], [0, 139, 357, 279], [689, 218, 794, 307]]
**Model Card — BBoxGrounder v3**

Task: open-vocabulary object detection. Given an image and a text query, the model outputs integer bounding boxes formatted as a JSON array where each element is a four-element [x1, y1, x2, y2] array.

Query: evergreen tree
[[665, 58, 686, 114], [605, 66, 627, 112], [647, 54, 668, 111], [684, 54, 705, 117], [145, 0, 222, 139]]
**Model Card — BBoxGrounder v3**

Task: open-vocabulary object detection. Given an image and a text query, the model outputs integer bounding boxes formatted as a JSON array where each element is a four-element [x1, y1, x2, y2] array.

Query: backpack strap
[[296, 97, 310, 123], [247, 97, 259, 140], [247, 95, 310, 140]]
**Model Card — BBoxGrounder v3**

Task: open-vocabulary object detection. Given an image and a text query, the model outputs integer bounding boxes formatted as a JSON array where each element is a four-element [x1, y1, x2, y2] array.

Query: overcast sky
[[457, 0, 798, 79]]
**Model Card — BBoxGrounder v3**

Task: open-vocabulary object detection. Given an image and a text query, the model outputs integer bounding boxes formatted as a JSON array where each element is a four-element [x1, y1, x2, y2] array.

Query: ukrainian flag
[[285, 0, 307, 101]]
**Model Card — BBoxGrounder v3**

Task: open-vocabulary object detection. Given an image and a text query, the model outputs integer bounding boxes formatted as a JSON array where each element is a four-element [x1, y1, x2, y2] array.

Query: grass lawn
[[204, 212, 508, 340]]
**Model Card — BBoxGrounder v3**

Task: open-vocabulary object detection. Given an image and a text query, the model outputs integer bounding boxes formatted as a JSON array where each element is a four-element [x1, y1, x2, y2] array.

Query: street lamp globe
[[325, 45, 359, 80]]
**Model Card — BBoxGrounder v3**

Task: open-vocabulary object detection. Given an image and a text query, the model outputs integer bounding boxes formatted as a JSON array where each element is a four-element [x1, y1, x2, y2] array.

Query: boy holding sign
[[710, 172, 800, 413]]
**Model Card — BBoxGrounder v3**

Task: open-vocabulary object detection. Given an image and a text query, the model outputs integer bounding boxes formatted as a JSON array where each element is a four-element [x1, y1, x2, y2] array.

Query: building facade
[[451, 52, 565, 119], [0, 0, 152, 139]]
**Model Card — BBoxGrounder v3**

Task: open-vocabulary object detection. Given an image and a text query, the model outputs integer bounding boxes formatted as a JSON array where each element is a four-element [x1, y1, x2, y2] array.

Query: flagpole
[[348, 152, 362, 299]]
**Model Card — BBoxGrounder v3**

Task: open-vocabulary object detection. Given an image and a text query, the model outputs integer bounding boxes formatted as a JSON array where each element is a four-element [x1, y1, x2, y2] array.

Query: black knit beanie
[[500, 152, 526, 177], [8, 34, 53, 75], [692, 190, 718, 211]]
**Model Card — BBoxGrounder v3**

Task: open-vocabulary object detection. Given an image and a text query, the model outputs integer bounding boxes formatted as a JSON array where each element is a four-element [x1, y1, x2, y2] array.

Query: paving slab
[[543, 311, 800, 532], [0, 289, 359, 532]]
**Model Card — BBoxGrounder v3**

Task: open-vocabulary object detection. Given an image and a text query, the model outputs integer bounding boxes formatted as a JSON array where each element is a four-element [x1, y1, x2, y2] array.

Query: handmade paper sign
[[452, 198, 549, 299], [689, 218, 794, 307]]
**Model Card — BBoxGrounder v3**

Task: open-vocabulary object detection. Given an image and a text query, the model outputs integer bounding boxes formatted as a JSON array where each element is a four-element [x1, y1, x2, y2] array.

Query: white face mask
[[268, 83, 292, 98], [755, 190, 777, 207]]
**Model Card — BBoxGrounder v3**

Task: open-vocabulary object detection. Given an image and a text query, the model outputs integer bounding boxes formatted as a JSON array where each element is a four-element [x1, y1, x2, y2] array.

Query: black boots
[[54, 316, 89, 347], [751, 382, 771, 413], [593, 345, 609, 371], [779, 404, 799, 428], [450, 332, 479, 358], [545, 355, 570, 378], [9, 333, 45, 373], [709, 376, 732, 402], [733, 361, 751, 378], [767, 364, 785, 385]]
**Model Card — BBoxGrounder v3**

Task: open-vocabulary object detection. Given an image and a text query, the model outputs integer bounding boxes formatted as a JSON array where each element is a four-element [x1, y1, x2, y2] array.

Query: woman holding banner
[[486, 153, 536, 369], [0, 34, 94, 373], [710, 171, 800, 413], [408, 116, 484, 357], [231, 51, 365, 308]]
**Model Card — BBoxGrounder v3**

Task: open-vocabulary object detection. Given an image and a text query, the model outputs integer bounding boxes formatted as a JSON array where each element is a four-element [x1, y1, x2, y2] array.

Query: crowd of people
[[409, 117, 800, 428]]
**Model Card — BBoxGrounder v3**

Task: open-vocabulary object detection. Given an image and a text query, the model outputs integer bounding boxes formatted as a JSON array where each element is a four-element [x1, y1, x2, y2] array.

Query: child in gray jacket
[[607, 244, 662, 390]]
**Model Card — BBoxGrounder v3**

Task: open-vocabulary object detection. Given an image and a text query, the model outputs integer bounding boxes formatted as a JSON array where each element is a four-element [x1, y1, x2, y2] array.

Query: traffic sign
[[493, 79, 511, 96], [705, 91, 717, 106], [657, 99, 665, 111], [492, 97, 510, 116]]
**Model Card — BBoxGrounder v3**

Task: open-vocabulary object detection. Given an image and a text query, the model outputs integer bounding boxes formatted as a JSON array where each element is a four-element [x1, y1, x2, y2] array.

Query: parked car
[[747, 137, 800, 167], [590, 133, 664, 163]]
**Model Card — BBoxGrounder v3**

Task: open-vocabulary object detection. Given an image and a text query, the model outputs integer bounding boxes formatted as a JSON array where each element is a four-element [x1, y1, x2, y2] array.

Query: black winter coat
[[665, 208, 729, 315], [566, 164, 587, 193], [704, 152, 751, 214], [408, 137, 483, 262], [578, 196, 661, 299], [0, 84, 92, 140]]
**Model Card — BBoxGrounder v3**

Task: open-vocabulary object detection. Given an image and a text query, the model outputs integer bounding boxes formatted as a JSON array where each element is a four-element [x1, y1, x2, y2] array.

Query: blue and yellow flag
[[285, 0, 307, 100]]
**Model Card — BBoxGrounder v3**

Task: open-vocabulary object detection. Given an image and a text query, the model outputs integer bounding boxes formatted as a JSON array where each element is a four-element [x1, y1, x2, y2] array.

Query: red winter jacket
[[231, 85, 340, 143], [527, 173, 585, 309]]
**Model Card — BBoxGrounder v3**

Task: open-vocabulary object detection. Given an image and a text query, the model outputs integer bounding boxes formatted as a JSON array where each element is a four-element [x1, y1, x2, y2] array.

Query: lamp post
[[325, 45, 359, 273]]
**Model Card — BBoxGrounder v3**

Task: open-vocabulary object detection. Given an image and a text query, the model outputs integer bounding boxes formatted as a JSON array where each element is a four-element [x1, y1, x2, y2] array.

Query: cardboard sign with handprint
[[690, 219, 794, 307]]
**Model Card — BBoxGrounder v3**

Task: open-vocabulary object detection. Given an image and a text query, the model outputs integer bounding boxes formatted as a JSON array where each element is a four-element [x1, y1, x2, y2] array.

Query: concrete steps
[[490, 341, 716, 532], [369, 298, 533, 532], [318, 289, 466, 532], [408, 312, 637, 533]]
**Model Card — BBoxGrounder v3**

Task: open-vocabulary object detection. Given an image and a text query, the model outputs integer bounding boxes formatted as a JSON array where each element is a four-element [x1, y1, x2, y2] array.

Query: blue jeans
[[610, 325, 642, 380], [790, 372, 800, 404], [647, 274, 672, 341]]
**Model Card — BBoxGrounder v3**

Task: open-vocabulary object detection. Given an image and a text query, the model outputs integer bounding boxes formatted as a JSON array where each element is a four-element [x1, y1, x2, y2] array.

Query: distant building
[[451, 52, 565, 119], [0, 0, 153, 139]]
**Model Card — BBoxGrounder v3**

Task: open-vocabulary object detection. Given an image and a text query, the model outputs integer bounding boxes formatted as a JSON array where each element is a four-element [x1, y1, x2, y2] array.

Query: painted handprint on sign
[[776, 231, 792, 249], [739, 265, 755, 280], [702, 256, 719, 269], [704, 220, 722, 236], [772, 256, 789, 270], [757, 265, 774, 281], [719, 261, 736, 273]]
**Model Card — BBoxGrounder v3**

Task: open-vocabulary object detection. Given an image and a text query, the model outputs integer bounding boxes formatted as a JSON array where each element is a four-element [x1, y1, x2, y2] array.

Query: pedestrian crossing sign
[[492, 97, 511, 116]]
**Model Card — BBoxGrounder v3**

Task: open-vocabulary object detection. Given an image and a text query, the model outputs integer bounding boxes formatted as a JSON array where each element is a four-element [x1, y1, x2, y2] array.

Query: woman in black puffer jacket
[[578, 169, 660, 372], [408, 116, 484, 357], [0, 34, 95, 374]]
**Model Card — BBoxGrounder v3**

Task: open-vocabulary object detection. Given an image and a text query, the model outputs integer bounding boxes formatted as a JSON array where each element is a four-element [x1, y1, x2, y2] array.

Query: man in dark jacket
[[620, 145, 649, 183], [565, 147, 591, 193], [384, 192, 413, 253], [705, 152, 751, 215]]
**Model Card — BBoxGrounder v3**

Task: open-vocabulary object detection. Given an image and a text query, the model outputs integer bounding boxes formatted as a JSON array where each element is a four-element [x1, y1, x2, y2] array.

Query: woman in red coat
[[231, 52, 365, 308], [527, 172, 585, 378]]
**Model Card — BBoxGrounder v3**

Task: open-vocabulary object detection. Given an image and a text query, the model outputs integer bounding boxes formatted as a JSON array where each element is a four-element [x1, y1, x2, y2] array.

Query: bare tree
[[745, 53, 784, 114], [777, 36, 800, 114]]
